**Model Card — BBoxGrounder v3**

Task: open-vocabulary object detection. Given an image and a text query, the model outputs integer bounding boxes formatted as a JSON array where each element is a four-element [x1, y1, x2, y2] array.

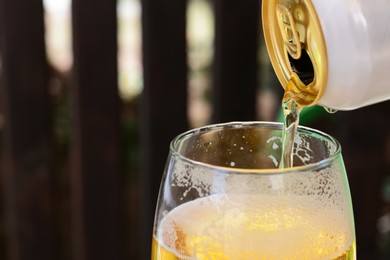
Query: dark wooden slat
[[212, 0, 260, 123], [70, 0, 123, 259], [0, 0, 53, 259], [140, 0, 188, 257]]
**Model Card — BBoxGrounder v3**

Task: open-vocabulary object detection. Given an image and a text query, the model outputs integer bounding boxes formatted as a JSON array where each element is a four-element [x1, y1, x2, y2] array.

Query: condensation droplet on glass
[[233, 143, 237, 147], [230, 162, 236, 167], [240, 147, 244, 151], [205, 141, 213, 147], [324, 107, 338, 114], [249, 149, 253, 153], [242, 135, 246, 139], [268, 155, 279, 167]]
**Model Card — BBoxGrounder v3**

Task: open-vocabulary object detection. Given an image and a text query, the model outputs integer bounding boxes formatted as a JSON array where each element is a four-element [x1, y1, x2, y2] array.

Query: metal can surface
[[263, 0, 390, 110]]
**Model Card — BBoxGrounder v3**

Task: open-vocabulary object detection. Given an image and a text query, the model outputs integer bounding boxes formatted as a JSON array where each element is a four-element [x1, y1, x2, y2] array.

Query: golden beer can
[[263, 0, 390, 110]]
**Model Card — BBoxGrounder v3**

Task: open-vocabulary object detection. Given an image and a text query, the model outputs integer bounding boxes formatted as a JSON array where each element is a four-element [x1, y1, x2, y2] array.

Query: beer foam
[[159, 128, 352, 258], [170, 161, 213, 201], [161, 156, 353, 258], [293, 133, 314, 164], [156, 194, 355, 259]]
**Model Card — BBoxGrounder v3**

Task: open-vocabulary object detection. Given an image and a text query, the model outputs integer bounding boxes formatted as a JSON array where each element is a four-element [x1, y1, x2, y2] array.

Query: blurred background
[[0, 0, 389, 259]]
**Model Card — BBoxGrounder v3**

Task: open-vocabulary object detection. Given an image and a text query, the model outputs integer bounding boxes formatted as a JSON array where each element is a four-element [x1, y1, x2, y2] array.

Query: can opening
[[288, 49, 315, 85]]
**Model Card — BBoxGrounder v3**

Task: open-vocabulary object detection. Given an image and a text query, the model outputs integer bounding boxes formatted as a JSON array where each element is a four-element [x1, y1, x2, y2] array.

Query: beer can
[[263, 0, 390, 110]]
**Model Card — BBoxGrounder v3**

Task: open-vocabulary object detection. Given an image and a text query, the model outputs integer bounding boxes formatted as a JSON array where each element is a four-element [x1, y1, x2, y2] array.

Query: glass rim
[[170, 121, 342, 175]]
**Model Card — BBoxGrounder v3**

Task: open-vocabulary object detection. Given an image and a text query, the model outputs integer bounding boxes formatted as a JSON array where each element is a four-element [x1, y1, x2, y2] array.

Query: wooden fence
[[0, 0, 389, 259], [0, 0, 259, 259]]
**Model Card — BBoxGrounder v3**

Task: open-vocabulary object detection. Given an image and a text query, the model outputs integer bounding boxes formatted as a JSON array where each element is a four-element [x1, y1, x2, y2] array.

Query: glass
[[152, 122, 356, 259]]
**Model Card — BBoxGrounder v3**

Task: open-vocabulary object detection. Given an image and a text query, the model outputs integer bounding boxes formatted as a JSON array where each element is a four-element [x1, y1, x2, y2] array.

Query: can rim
[[262, 0, 328, 107]]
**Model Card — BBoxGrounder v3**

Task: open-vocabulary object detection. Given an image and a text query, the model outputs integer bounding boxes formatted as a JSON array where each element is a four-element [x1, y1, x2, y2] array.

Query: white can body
[[312, 0, 390, 110]]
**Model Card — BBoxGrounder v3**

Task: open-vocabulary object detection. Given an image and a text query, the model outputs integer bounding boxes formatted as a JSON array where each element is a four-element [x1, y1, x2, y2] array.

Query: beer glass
[[152, 122, 356, 259]]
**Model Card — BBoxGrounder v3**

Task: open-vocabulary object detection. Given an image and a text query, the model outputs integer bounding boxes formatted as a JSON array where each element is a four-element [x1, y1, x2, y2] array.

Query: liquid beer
[[152, 195, 355, 259]]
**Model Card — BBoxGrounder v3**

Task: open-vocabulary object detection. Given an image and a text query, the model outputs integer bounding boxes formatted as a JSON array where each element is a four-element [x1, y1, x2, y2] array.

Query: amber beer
[[152, 195, 355, 259]]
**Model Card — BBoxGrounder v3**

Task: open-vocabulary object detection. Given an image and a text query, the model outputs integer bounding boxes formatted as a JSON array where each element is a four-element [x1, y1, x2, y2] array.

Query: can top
[[262, 0, 328, 107]]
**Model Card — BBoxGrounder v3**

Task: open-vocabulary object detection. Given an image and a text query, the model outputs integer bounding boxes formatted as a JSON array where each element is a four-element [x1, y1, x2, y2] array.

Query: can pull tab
[[276, 4, 302, 59], [263, 0, 327, 107]]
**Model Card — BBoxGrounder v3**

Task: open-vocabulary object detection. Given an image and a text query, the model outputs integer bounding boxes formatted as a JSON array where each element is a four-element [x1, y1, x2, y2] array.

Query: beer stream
[[279, 82, 302, 169], [279, 75, 337, 169]]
